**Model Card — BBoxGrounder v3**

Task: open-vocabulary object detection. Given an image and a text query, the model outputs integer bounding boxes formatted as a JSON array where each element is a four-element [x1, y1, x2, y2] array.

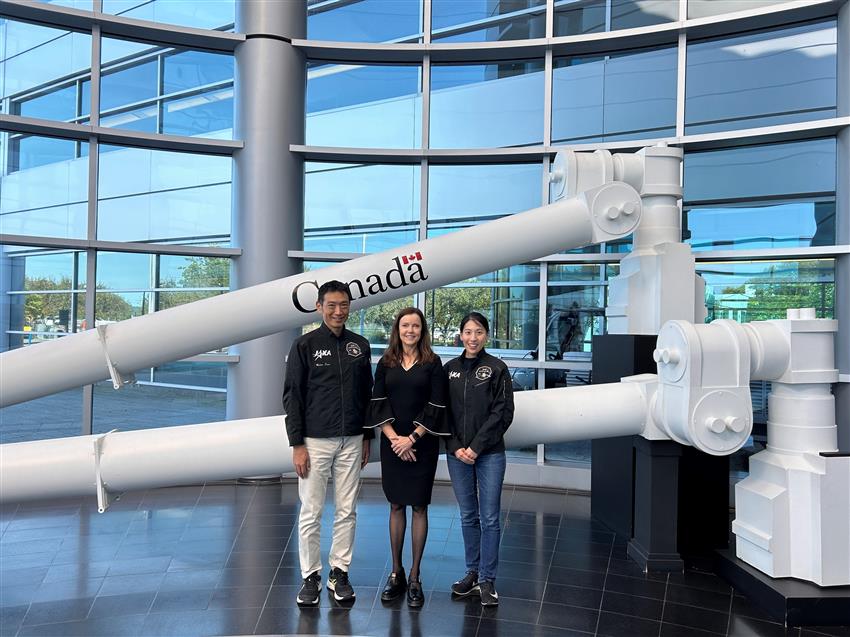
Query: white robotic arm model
[[0, 145, 846, 588]]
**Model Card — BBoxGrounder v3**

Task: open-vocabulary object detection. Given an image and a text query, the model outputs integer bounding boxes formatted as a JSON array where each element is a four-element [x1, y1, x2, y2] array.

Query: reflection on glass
[[101, 0, 234, 30], [99, 40, 234, 138], [552, 47, 676, 143], [97, 145, 232, 244], [611, 0, 677, 29], [424, 285, 539, 358], [159, 256, 230, 289], [688, 0, 790, 19], [686, 22, 837, 133], [308, 0, 423, 42], [554, 0, 606, 36], [685, 201, 836, 251], [307, 64, 422, 148], [683, 139, 836, 203], [699, 259, 835, 323], [432, 0, 546, 42], [1, 20, 91, 120], [0, 132, 88, 239], [305, 163, 420, 253], [546, 282, 605, 357], [153, 361, 227, 390], [1, 244, 85, 350], [428, 163, 542, 227], [548, 264, 604, 282], [430, 61, 544, 148]]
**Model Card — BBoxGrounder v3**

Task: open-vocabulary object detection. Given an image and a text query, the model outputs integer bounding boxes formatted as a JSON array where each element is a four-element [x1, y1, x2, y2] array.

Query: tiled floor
[[0, 481, 847, 637]]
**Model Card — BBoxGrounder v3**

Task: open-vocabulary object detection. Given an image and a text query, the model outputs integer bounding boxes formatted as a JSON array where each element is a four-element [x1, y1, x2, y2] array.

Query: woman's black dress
[[366, 357, 449, 506]]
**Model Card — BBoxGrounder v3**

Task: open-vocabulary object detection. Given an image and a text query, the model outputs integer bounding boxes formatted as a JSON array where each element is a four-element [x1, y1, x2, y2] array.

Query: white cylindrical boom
[[0, 181, 641, 407], [506, 382, 648, 449], [0, 417, 289, 503], [0, 379, 651, 504]]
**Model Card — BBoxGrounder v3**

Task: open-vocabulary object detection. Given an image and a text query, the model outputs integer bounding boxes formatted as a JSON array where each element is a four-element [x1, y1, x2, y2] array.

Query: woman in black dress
[[366, 307, 448, 607]]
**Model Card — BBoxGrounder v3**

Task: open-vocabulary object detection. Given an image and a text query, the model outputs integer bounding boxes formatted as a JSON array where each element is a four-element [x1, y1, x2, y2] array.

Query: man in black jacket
[[283, 280, 373, 606]]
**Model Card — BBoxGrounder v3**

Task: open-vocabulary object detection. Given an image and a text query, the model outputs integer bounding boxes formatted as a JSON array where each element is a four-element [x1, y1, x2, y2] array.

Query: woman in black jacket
[[444, 312, 514, 607]]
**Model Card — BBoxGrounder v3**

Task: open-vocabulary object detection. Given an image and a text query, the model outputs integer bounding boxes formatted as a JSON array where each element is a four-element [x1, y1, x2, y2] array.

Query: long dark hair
[[380, 307, 436, 367]]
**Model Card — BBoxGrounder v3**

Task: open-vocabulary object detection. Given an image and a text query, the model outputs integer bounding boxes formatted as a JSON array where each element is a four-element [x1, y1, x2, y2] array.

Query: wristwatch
[[410, 431, 422, 442]]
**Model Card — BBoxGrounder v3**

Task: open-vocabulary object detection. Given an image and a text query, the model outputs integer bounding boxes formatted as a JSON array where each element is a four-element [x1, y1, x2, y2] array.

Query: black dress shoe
[[407, 577, 424, 608], [381, 569, 406, 602]]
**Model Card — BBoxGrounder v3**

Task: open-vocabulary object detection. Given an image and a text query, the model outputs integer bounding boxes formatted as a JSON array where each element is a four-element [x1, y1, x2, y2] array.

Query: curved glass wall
[[1, 1, 847, 476]]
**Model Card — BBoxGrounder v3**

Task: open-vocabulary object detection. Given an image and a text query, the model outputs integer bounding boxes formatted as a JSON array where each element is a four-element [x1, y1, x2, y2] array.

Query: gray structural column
[[227, 0, 306, 422], [835, 0, 849, 451]]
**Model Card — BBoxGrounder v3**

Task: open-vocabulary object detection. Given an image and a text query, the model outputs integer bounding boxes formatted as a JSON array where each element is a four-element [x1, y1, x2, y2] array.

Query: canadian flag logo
[[401, 252, 422, 265]]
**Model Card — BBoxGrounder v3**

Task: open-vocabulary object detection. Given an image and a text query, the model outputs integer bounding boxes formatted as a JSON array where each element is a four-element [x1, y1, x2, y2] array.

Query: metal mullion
[[157, 53, 165, 134], [82, 247, 96, 436], [422, 0, 432, 44], [90, 24, 101, 128], [537, 261, 548, 465], [543, 47, 553, 147], [421, 53, 431, 150], [676, 31, 687, 137], [416, 157, 429, 311], [546, 0, 555, 39]]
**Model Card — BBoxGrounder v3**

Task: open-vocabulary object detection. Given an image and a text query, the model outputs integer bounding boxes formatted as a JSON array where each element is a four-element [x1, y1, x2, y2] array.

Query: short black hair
[[317, 280, 352, 303], [460, 311, 489, 334]]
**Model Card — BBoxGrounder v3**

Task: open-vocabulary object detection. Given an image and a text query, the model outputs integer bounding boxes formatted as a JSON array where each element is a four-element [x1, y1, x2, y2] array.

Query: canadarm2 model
[[0, 145, 846, 589], [0, 179, 642, 408]]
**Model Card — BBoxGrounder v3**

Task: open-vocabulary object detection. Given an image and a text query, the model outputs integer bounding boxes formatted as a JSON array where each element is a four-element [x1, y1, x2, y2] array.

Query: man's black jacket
[[444, 349, 514, 456], [283, 323, 374, 446]]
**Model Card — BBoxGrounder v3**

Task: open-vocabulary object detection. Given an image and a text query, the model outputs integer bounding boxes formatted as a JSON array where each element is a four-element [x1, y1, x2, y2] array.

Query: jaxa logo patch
[[448, 371, 461, 380], [346, 342, 362, 357], [475, 366, 492, 381], [313, 349, 331, 361]]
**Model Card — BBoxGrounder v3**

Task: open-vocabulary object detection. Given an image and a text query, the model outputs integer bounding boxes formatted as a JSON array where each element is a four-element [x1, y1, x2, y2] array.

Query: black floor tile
[[538, 602, 599, 633], [596, 610, 660, 636], [663, 600, 729, 634], [543, 582, 602, 609], [601, 590, 663, 621], [87, 592, 156, 618], [22, 597, 94, 626], [139, 607, 261, 637], [4, 482, 829, 637]]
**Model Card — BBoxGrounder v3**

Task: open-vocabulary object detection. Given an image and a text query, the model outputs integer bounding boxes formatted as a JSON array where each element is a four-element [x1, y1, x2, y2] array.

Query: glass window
[[99, 40, 234, 138], [306, 64, 422, 148], [307, 0, 423, 43], [610, 0, 677, 29], [101, 0, 234, 30], [0, 132, 88, 239], [97, 145, 232, 245], [425, 268, 540, 359], [698, 259, 835, 323], [305, 162, 420, 253], [1, 246, 85, 351], [684, 139, 837, 251], [1, 20, 91, 119], [432, 0, 546, 42], [552, 46, 676, 143], [430, 61, 544, 149], [0, 389, 84, 443], [554, 0, 606, 37], [688, 0, 791, 19], [546, 275, 606, 358], [157, 256, 230, 310], [685, 22, 837, 134], [684, 138, 836, 203], [686, 201, 836, 252], [428, 163, 542, 234], [92, 381, 226, 433]]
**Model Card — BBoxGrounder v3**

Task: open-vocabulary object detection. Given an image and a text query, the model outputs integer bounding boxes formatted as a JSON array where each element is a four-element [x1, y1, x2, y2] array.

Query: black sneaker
[[479, 580, 499, 606], [451, 571, 479, 597], [296, 571, 321, 606], [327, 567, 355, 602], [381, 569, 406, 602]]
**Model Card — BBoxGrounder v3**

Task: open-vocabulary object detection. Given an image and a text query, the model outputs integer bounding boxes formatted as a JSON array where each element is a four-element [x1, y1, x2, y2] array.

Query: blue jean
[[446, 450, 506, 583]]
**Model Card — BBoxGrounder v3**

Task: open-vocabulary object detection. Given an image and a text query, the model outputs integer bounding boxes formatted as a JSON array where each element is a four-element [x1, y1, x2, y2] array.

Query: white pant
[[297, 435, 363, 579]]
